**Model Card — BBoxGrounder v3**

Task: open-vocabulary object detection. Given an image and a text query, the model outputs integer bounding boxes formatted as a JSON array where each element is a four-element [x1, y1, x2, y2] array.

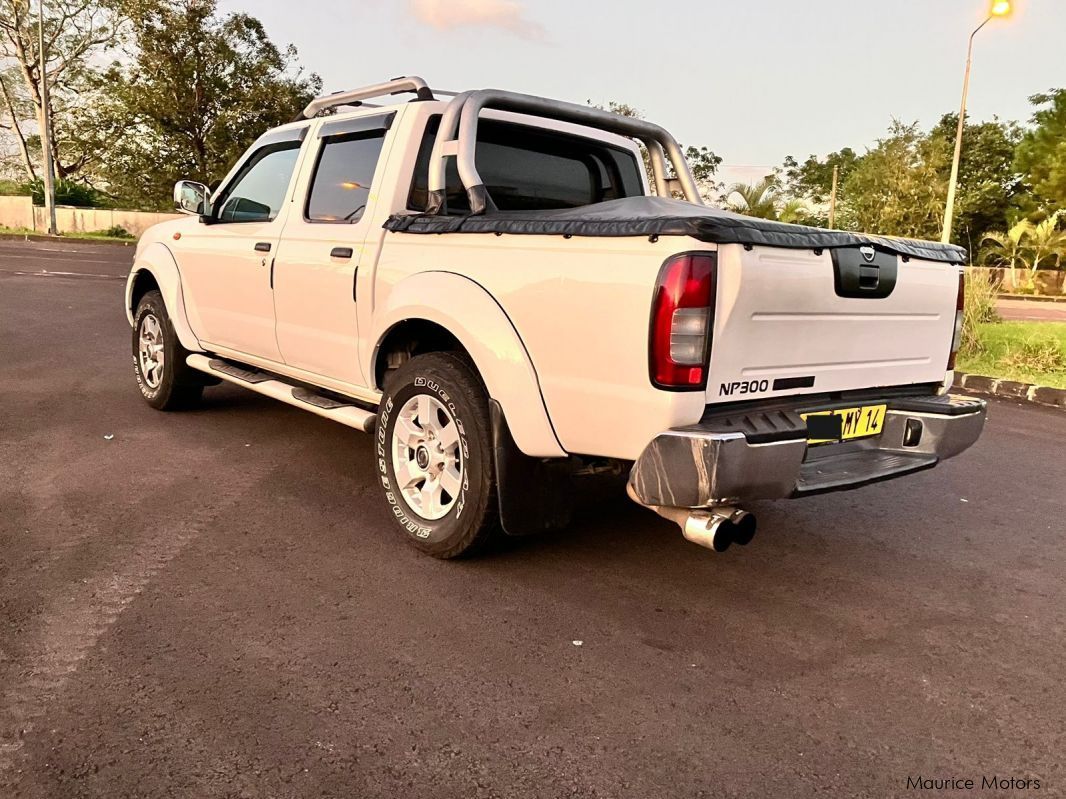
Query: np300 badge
[[718, 379, 770, 397]]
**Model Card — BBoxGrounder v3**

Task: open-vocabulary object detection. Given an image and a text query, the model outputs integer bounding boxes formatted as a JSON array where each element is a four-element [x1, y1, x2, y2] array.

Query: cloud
[[410, 0, 545, 39]]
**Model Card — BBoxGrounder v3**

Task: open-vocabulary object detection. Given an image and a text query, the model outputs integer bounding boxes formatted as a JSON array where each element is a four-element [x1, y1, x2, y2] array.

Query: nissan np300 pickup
[[125, 76, 986, 558]]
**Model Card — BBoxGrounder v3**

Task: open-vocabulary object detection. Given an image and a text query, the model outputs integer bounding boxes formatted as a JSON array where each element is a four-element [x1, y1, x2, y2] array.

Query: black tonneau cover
[[384, 196, 966, 264]]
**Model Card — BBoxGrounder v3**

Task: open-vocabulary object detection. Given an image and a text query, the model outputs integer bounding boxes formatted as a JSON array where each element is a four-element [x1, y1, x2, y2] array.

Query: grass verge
[[0, 224, 135, 242], [958, 321, 1066, 389]]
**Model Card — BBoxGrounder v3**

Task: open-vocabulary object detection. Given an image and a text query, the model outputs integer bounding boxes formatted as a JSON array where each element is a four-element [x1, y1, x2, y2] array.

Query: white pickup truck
[[126, 76, 986, 558]]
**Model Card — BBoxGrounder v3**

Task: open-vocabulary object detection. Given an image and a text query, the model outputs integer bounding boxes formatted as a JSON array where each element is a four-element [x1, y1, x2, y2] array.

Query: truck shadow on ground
[[189, 385, 986, 614]]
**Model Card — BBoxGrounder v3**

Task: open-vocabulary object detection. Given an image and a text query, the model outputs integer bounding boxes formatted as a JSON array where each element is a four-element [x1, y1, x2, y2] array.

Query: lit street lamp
[[941, 0, 1012, 244]]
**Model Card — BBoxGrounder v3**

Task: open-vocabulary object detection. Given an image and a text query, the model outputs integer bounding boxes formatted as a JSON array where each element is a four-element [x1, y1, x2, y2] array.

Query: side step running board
[[187, 354, 377, 433], [208, 358, 271, 384], [291, 386, 358, 409]]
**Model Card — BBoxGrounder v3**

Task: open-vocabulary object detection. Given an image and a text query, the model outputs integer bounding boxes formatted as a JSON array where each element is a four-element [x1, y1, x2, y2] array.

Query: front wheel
[[132, 290, 203, 411], [376, 353, 499, 558]]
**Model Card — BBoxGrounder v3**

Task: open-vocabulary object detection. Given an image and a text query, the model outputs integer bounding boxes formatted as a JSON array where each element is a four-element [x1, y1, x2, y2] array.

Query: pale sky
[[221, 0, 1065, 187]]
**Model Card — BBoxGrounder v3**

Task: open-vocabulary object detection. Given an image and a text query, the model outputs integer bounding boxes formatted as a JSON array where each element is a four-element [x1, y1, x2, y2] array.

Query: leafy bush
[[0, 179, 33, 196], [1000, 337, 1066, 373], [23, 178, 106, 208], [961, 269, 999, 356], [100, 225, 132, 239]]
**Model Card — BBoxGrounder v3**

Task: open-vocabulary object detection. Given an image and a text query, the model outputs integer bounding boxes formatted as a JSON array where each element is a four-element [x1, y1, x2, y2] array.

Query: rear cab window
[[408, 116, 645, 214], [305, 114, 394, 223]]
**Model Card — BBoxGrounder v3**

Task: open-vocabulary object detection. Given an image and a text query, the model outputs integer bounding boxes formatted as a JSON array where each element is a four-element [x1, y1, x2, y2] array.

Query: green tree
[[838, 121, 948, 239], [724, 179, 813, 223], [684, 145, 722, 200], [1014, 89, 1066, 214], [930, 113, 1022, 249], [778, 197, 811, 225], [591, 100, 721, 201], [724, 177, 781, 220], [982, 219, 1032, 288], [983, 213, 1066, 291], [0, 0, 127, 183], [781, 148, 860, 206], [1026, 211, 1066, 275], [95, 0, 320, 208]]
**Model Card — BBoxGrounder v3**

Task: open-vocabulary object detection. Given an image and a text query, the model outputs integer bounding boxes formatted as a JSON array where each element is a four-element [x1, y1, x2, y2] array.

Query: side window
[[306, 130, 387, 223], [215, 143, 302, 223], [408, 117, 645, 213]]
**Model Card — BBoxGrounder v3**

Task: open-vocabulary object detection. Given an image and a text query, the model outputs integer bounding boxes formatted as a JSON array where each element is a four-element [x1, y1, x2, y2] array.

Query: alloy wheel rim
[[138, 313, 165, 389], [391, 394, 464, 521]]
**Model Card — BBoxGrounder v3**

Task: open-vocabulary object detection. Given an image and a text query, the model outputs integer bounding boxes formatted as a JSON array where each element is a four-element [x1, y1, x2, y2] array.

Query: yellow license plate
[[802, 404, 887, 445]]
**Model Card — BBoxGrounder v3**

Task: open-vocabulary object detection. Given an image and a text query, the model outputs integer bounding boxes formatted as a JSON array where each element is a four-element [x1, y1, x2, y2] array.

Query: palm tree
[[983, 220, 1032, 290], [725, 178, 781, 220], [778, 198, 810, 225], [1025, 211, 1066, 290]]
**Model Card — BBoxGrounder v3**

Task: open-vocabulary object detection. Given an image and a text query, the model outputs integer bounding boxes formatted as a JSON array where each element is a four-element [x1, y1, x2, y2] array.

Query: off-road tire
[[376, 352, 499, 558], [132, 290, 204, 411]]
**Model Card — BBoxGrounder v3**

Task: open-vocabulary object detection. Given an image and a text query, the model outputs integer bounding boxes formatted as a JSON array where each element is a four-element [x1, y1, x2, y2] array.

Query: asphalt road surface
[[2, 240, 1064, 798], [996, 297, 1066, 322]]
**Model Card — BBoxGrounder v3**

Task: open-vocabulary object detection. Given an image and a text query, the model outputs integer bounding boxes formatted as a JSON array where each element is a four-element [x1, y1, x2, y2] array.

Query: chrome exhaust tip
[[625, 485, 756, 553], [730, 510, 757, 546], [681, 508, 756, 552]]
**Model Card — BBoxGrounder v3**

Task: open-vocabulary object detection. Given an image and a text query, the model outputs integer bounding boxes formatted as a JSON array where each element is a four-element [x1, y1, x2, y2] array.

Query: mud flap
[[490, 400, 574, 536]]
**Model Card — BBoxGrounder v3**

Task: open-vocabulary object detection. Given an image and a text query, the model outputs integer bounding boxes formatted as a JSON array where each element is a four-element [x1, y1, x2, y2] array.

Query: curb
[[996, 294, 1066, 303], [954, 372, 1066, 410], [0, 232, 135, 247]]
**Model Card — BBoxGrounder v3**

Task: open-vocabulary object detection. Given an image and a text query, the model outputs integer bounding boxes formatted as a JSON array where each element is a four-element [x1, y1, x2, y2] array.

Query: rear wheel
[[132, 290, 203, 411], [376, 352, 499, 558]]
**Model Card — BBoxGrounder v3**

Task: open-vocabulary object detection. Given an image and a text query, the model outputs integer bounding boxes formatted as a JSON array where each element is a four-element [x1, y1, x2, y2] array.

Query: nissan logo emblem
[[860, 246, 876, 263]]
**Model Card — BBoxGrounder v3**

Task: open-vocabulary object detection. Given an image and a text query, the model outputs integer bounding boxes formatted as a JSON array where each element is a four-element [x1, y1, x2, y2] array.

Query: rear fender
[[371, 271, 566, 458], [125, 242, 202, 352]]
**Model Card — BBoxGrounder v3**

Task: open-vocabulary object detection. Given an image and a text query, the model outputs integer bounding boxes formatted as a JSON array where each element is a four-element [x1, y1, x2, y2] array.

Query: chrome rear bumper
[[628, 394, 986, 509]]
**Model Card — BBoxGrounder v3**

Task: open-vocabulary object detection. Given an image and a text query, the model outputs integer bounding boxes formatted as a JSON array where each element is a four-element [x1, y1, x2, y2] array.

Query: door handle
[[254, 242, 271, 253], [331, 247, 353, 259]]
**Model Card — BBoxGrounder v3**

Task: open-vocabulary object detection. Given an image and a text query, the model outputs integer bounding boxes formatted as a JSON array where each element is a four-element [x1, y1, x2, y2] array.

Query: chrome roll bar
[[425, 90, 476, 215], [426, 89, 704, 215], [295, 78, 703, 214]]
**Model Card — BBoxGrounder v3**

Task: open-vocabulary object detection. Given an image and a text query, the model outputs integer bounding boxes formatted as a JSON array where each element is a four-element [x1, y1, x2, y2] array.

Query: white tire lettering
[[378, 370, 479, 543]]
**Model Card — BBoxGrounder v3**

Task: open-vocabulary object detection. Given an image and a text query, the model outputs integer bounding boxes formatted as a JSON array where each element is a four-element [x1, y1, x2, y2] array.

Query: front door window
[[215, 143, 302, 223]]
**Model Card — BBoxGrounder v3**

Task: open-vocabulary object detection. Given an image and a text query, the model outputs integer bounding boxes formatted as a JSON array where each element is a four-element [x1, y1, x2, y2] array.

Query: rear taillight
[[649, 252, 716, 390], [947, 270, 964, 370]]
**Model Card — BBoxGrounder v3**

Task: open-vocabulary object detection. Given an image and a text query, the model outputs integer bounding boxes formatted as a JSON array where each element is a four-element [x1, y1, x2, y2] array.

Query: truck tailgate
[[707, 244, 958, 404]]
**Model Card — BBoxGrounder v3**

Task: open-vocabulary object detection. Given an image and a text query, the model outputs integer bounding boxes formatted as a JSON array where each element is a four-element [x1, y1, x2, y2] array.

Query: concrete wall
[[0, 195, 181, 237], [0, 195, 35, 230], [971, 266, 1066, 296]]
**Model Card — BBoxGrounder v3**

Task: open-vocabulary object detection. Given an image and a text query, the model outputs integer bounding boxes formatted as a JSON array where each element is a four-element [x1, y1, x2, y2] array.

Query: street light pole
[[37, 0, 58, 236], [941, 2, 1011, 244]]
